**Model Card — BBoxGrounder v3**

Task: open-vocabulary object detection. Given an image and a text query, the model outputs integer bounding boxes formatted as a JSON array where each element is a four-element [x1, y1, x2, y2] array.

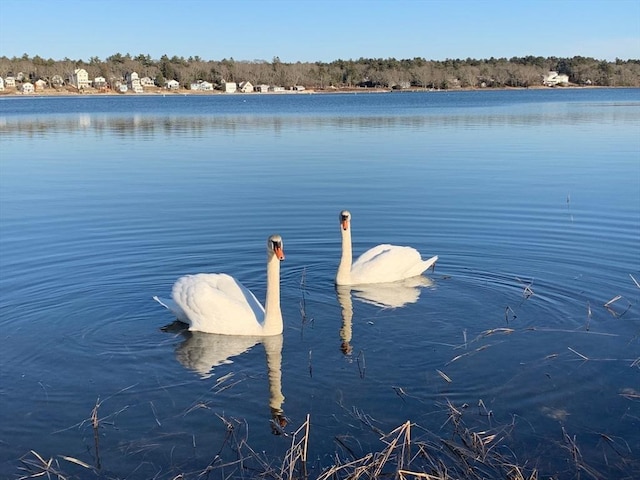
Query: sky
[[1, 0, 639, 63]]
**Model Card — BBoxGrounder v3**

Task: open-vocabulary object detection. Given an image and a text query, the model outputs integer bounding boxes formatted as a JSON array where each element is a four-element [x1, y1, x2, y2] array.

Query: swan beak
[[274, 245, 285, 261], [341, 218, 349, 231]]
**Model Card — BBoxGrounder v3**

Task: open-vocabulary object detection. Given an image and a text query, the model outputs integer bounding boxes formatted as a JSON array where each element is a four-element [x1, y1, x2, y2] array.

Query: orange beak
[[274, 245, 285, 261], [341, 219, 349, 231]]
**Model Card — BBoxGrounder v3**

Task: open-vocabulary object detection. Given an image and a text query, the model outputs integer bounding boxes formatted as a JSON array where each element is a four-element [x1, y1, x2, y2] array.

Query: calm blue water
[[1, 89, 639, 478]]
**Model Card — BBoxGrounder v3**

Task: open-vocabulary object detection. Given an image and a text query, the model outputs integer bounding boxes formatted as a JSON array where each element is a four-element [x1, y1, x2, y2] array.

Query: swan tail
[[153, 295, 187, 321], [422, 255, 438, 272]]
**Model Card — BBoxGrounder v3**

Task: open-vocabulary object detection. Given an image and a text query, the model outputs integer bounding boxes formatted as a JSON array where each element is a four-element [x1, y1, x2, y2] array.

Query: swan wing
[[351, 244, 437, 284], [171, 273, 265, 335]]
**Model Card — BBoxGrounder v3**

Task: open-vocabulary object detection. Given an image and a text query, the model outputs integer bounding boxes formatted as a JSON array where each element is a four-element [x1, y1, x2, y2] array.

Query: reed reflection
[[336, 276, 434, 356], [163, 323, 286, 432]]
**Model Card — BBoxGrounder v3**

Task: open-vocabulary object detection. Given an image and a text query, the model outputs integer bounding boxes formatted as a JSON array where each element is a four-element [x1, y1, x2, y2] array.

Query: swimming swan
[[154, 234, 285, 335], [335, 210, 438, 286]]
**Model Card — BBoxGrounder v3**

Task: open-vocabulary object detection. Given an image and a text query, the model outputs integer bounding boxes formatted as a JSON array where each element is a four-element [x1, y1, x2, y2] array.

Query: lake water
[[0, 89, 639, 479]]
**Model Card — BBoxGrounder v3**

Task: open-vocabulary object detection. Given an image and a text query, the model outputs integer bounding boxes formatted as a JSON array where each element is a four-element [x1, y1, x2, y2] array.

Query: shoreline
[[0, 84, 620, 99]]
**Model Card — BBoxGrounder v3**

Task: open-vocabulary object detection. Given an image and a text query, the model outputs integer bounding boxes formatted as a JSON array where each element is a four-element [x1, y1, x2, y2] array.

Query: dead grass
[[19, 394, 640, 480]]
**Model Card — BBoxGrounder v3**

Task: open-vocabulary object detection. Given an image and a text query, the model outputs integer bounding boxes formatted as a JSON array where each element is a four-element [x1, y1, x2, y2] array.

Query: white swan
[[154, 234, 285, 336], [335, 210, 438, 286]]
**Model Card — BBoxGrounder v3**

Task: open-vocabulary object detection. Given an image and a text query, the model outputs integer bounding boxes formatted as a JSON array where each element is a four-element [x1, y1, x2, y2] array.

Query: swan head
[[339, 210, 351, 231], [268, 234, 285, 261]]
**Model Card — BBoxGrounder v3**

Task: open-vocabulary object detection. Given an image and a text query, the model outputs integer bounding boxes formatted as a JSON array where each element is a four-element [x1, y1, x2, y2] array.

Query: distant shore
[[0, 84, 609, 98]]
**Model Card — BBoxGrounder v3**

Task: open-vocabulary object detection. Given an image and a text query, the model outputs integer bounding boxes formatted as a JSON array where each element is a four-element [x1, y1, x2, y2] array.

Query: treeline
[[1, 53, 639, 89]]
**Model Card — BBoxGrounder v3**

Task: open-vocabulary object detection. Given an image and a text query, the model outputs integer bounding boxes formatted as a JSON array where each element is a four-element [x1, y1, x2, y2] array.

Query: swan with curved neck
[[154, 234, 285, 335], [335, 210, 437, 286]]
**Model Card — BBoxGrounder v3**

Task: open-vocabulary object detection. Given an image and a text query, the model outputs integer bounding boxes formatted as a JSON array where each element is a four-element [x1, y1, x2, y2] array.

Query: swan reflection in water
[[336, 276, 434, 355], [163, 322, 287, 433]]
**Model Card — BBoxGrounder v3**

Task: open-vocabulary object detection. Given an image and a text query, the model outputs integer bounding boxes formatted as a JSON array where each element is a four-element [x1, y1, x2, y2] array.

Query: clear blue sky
[[1, 0, 638, 62]]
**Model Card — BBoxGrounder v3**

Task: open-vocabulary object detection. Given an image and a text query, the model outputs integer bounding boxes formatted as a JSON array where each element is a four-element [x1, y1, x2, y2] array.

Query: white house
[[222, 81, 237, 93], [5, 76, 16, 87], [270, 85, 285, 92], [70, 68, 90, 89], [239, 81, 254, 93], [21, 82, 34, 94], [34, 79, 47, 90], [0, 77, 4, 91], [543, 71, 570, 87], [126, 72, 143, 93], [256, 84, 269, 93], [166, 79, 179, 90], [140, 77, 155, 87], [94, 76, 107, 88]]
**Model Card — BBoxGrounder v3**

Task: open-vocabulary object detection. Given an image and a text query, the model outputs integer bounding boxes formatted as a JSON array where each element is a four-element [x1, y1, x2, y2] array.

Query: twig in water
[[308, 350, 313, 378], [357, 350, 366, 379], [568, 347, 589, 361], [586, 301, 592, 331], [604, 295, 622, 307], [630, 274, 640, 289], [436, 369, 452, 384], [516, 277, 535, 299], [505, 306, 517, 322], [91, 398, 102, 470], [149, 401, 161, 427], [393, 386, 408, 402]]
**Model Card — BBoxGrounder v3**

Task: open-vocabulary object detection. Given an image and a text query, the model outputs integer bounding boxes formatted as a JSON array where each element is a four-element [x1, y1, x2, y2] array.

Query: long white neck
[[263, 253, 283, 335], [336, 226, 353, 285]]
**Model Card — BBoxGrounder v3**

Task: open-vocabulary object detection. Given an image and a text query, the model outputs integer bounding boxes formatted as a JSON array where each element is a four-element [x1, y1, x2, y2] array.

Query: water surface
[[1, 89, 639, 478]]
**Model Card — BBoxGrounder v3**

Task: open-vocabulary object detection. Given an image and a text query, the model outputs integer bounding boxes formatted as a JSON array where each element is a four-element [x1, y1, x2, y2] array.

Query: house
[[70, 68, 90, 89], [166, 79, 179, 90], [256, 84, 269, 93], [0, 77, 4, 91], [222, 81, 237, 93], [21, 82, 34, 94], [189, 81, 213, 91], [239, 81, 254, 93], [269, 85, 285, 92], [34, 79, 47, 90], [118, 84, 128, 93], [94, 76, 107, 88], [126, 72, 143, 93], [293, 85, 305, 91], [51, 75, 64, 87], [5, 76, 16, 87], [140, 77, 155, 87], [543, 71, 569, 87]]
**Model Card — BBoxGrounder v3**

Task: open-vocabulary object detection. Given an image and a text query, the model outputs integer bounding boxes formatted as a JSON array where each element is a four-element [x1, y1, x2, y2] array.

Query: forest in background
[[1, 53, 639, 90]]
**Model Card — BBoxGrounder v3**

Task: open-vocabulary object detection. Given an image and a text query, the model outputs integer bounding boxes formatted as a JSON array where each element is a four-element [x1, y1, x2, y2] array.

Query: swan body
[[154, 234, 285, 336], [335, 210, 438, 286]]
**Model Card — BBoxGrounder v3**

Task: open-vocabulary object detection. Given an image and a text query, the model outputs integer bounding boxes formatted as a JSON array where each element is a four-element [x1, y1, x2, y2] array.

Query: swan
[[154, 234, 285, 336], [335, 210, 438, 286]]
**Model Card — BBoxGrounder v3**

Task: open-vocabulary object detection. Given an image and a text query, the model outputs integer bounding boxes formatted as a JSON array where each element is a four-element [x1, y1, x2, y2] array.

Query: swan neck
[[263, 254, 283, 335], [336, 226, 353, 284]]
